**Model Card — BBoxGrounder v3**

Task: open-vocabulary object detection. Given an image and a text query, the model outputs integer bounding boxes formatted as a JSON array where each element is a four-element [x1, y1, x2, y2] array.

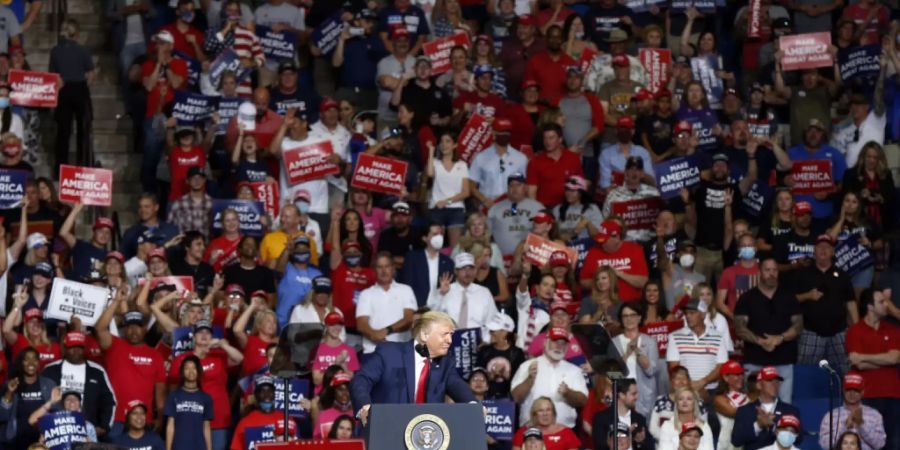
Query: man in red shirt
[[452, 64, 505, 123], [524, 24, 575, 103], [845, 288, 900, 450], [96, 293, 167, 434], [225, 87, 284, 152], [331, 241, 376, 333], [526, 123, 583, 207], [159, 0, 207, 61], [167, 127, 207, 201], [230, 375, 283, 450], [580, 219, 649, 301], [499, 15, 545, 100]]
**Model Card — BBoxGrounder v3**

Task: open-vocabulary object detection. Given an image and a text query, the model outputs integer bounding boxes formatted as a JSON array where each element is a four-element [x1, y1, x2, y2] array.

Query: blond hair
[[411, 311, 456, 339]]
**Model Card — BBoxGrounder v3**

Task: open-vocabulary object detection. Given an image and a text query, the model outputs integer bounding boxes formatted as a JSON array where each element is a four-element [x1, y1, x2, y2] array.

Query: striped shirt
[[665, 326, 728, 389], [206, 26, 265, 97]]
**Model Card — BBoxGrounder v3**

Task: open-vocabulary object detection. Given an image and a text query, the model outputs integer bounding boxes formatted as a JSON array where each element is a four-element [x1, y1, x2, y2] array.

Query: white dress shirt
[[356, 281, 418, 353], [427, 281, 499, 342], [510, 355, 588, 428]]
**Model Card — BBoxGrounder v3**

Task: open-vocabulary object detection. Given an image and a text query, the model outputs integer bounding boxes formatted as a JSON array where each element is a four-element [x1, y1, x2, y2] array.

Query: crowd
[[0, 0, 897, 448]]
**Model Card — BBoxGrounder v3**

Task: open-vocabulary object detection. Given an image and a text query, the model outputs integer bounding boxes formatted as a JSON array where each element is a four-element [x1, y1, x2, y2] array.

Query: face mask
[[295, 201, 310, 214], [2, 144, 20, 157], [679, 254, 695, 267], [776, 431, 797, 448], [290, 252, 310, 264], [344, 255, 361, 267], [258, 401, 274, 413], [429, 234, 444, 250], [575, 31, 585, 40], [616, 129, 632, 144], [738, 246, 756, 260], [180, 11, 194, 22], [228, 14, 241, 22], [0, 98, 9, 109]]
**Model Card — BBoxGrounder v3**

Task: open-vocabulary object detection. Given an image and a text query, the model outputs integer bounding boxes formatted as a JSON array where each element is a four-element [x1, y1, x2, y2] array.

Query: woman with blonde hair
[[454, 212, 505, 272], [233, 295, 279, 376], [843, 141, 896, 234], [512, 396, 580, 450], [4, 290, 61, 368], [578, 266, 620, 332], [657, 387, 714, 450], [431, 0, 471, 37], [289, 276, 341, 327], [691, 282, 733, 352]]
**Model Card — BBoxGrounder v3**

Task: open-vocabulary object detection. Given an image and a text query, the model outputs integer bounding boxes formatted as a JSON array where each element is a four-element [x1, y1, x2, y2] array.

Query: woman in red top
[[512, 396, 580, 450], [167, 127, 208, 201], [205, 208, 242, 271], [504, 79, 543, 151], [3, 296, 60, 369], [233, 296, 278, 376]]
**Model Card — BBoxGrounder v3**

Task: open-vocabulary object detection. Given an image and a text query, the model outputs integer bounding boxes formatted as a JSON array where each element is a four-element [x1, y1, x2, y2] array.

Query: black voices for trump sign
[[46, 278, 110, 327]]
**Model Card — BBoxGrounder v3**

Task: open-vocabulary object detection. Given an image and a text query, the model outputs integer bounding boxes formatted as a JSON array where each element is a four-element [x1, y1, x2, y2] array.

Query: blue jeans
[[743, 363, 794, 404], [142, 117, 165, 194], [863, 397, 900, 450], [212, 428, 230, 450]]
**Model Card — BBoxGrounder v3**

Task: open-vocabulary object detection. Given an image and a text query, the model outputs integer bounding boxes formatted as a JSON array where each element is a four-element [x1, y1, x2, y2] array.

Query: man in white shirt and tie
[[428, 252, 499, 341]]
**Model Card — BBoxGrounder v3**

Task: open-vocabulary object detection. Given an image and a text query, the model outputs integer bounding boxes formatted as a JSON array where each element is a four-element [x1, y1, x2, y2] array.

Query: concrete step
[[92, 152, 142, 181]]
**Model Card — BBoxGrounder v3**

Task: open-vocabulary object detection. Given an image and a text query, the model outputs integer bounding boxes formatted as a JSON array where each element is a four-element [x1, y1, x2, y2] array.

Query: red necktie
[[416, 358, 430, 404]]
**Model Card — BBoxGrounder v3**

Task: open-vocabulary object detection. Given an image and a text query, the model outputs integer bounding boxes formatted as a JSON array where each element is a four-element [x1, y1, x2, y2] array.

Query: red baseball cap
[[324, 311, 344, 326], [533, 211, 555, 225], [680, 422, 704, 436], [720, 360, 745, 376], [331, 372, 352, 386], [148, 248, 167, 262], [793, 201, 812, 216], [64, 331, 86, 347], [251, 289, 268, 299], [550, 301, 568, 314], [125, 399, 147, 416], [390, 27, 409, 40], [674, 120, 693, 135], [757, 365, 784, 381], [341, 240, 361, 253], [93, 217, 114, 231], [633, 88, 653, 101], [844, 372, 865, 391], [815, 234, 834, 246], [548, 327, 569, 341], [777, 414, 801, 431], [616, 116, 635, 129], [655, 88, 672, 99], [493, 117, 513, 132], [105, 251, 125, 264], [521, 78, 540, 91], [517, 14, 536, 26], [549, 251, 569, 267], [226, 284, 245, 296], [612, 54, 630, 67], [319, 97, 339, 113], [594, 220, 623, 244], [24, 308, 43, 322]]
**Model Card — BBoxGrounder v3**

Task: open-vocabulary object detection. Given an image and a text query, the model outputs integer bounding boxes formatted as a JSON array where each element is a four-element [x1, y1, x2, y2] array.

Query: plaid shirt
[[167, 193, 213, 237], [818, 405, 886, 450]]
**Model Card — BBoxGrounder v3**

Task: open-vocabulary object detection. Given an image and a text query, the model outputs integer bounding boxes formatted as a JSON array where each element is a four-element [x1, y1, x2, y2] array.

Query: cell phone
[[349, 27, 364, 36]]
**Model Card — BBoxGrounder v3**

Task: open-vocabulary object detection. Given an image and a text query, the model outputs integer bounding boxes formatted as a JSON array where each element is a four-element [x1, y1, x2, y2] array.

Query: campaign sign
[[8, 69, 60, 108], [654, 155, 700, 199], [780, 32, 833, 71], [173, 91, 217, 126], [639, 48, 671, 94], [566, 237, 596, 275], [524, 233, 578, 268], [610, 197, 663, 230], [483, 400, 516, 441], [0, 168, 29, 209], [578, 47, 598, 73], [245, 425, 276, 450], [310, 12, 343, 56], [257, 25, 297, 62], [174, 51, 200, 87], [835, 235, 874, 277], [423, 32, 472, 75], [351, 153, 408, 195], [172, 325, 224, 356], [249, 181, 280, 218], [839, 45, 881, 82], [640, 320, 683, 356], [670, 0, 716, 13], [209, 49, 251, 87], [742, 180, 774, 218], [211, 199, 265, 236], [684, 112, 719, 153], [46, 278, 110, 327], [791, 160, 833, 194], [748, 0, 762, 38], [58, 165, 113, 206], [39, 411, 89, 450], [451, 328, 481, 380], [282, 140, 340, 184], [274, 378, 310, 418], [216, 97, 242, 135], [458, 113, 494, 163], [691, 55, 724, 108]]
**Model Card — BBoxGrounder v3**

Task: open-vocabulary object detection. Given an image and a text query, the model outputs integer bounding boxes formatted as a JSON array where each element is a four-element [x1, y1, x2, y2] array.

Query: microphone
[[819, 359, 837, 376]]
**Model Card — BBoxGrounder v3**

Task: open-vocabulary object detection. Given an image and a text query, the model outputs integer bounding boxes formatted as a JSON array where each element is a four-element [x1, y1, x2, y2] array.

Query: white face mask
[[679, 254, 695, 268], [429, 234, 444, 250]]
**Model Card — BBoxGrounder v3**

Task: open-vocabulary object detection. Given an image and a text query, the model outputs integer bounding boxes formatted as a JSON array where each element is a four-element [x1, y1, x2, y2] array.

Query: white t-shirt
[[279, 134, 329, 214], [429, 160, 469, 209], [123, 0, 144, 45], [356, 281, 418, 353], [0, 248, 15, 319]]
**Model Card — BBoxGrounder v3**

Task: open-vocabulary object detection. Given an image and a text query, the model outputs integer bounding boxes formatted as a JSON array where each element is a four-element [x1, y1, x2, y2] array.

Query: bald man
[[225, 87, 285, 150]]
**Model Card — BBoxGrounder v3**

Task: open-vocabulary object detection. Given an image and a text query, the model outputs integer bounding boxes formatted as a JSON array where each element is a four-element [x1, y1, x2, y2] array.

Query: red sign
[[791, 160, 834, 194], [779, 32, 833, 71], [640, 320, 684, 356], [423, 32, 472, 75], [639, 48, 671, 94], [748, 0, 762, 38], [523, 233, 577, 268], [257, 440, 365, 450], [351, 153, 408, 195], [250, 181, 280, 218], [282, 140, 340, 185], [58, 165, 113, 206], [458, 113, 494, 163], [578, 47, 598, 74], [8, 69, 60, 108], [610, 197, 662, 230]]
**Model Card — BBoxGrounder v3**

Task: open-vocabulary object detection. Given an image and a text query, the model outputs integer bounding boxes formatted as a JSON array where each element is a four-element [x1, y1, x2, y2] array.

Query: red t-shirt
[[580, 242, 648, 301], [512, 425, 581, 450], [716, 262, 760, 313], [12, 334, 60, 370], [159, 23, 206, 60], [526, 149, 584, 207], [230, 409, 283, 450], [83, 333, 104, 364], [503, 102, 543, 150], [842, 5, 888, 45], [845, 319, 900, 398], [141, 58, 188, 118], [204, 235, 241, 272], [452, 90, 506, 118], [331, 263, 376, 329], [524, 51, 577, 103], [168, 146, 206, 200], [169, 349, 232, 429], [105, 337, 167, 422], [241, 334, 272, 377]]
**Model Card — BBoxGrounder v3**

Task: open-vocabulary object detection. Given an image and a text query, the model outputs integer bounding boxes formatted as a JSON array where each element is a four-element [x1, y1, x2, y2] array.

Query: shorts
[[428, 207, 466, 229]]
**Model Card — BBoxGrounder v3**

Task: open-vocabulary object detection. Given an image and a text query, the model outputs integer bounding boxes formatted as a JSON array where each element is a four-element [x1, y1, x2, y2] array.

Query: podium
[[366, 403, 488, 450]]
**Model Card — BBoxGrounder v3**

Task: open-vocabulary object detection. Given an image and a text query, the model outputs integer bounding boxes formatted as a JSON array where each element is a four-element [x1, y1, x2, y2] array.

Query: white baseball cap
[[154, 30, 175, 44], [486, 312, 515, 332], [453, 252, 475, 268], [27, 232, 48, 249]]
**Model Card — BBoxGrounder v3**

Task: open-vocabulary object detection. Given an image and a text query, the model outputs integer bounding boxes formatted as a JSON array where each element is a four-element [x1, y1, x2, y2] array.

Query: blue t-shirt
[[340, 35, 386, 89], [275, 264, 322, 328], [377, 5, 430, 44], [233, 159, 270, 183], [787, 144, 846, 219], [163, 388, 214, 450], [69, 239, 108, 280], [110, 430, 166, 450]]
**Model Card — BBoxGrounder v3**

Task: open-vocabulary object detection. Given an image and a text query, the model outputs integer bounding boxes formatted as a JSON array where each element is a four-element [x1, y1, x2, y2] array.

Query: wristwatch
[[386, 325, 394, 334]]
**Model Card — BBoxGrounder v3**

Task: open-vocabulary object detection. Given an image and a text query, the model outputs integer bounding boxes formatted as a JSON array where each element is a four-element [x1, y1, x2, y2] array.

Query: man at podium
[[350, 311, 476, 424]]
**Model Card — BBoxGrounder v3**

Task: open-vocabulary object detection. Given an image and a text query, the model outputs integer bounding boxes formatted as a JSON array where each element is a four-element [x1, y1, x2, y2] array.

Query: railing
[[45, 0, 68, 46]]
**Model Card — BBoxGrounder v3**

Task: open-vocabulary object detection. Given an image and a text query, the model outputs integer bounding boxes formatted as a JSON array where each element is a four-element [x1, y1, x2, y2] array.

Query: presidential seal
[[404, 414, 450, 450]]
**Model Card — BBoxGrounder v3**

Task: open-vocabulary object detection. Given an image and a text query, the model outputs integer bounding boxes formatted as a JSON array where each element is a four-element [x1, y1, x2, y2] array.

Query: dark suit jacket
[[592, 407, 654, 450], [350, 341, 475, 412], [731, 399, 801, 450], [399, 249, 454, 307]]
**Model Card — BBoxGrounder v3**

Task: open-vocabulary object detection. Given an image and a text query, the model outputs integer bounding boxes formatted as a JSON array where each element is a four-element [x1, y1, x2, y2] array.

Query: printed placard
[[246, 425, 276, 450], [274, 378, 310, 418], [350, 153, 408, 195], [779, 32, 833, 71], [8, 69, 60, 108], [790, 160, 833, 194], [282, 140, 340, 184], [174, 50, 200, 88], [654, 155, 700, 199], [670, 0, 716, 13], [171, 325, 224, 356], [0, 168, 29, 209], [249, 181, 280, 218], [565, 237, 596, 275], [309, 12, 343, 56], [256, 25, 297, 62], [742, 180, 774, 218], [639, 48, 671, 94], [640, 320, 683, 356], [458, 113, 494, 163], [211, 199, 265, 237], [451, 328, 481, 380], [46, 278, 111, 327], [839, 45, 881, 81], [835, 235, 874, 277], [748, 0, 762, 38], [216, 97, 242, 135], [691, 55, 724, 108], [610, 197, 663, 230], [58, 165, 113, 206], [578, 47, 598, 73], [524, 233, 578, 268], [209, 49, 251, 87], [423, 32, 472, 75], [39, 411, 89, 450], [483, 399, 516, 440], [173, 91, 217, 126]]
